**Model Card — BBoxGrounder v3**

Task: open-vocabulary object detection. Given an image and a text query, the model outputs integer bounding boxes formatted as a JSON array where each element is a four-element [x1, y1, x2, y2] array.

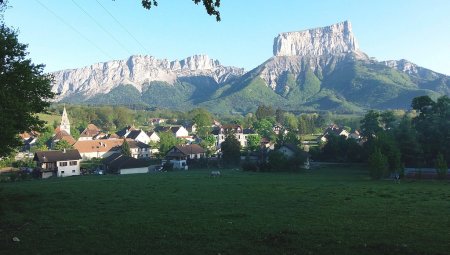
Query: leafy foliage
[[140, 0, 221, 21], [368, 148, 389, 180], [121, 138, 131, 157], [0, 23, 55, 156], [435, 153, 448, 179], [158, 132, 179, 157], [221, 134, 241, 166], [54, 140, 74, 151]]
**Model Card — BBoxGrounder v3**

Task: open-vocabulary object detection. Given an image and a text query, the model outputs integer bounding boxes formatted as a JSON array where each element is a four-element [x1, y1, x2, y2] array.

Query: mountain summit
[[273, 21, 360, 57], [52, 21, 449, 113]]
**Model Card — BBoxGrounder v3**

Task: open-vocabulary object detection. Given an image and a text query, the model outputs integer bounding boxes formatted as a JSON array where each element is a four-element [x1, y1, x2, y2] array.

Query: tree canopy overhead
[[139, 0, 221, 21], [0, 4, 55, 156]]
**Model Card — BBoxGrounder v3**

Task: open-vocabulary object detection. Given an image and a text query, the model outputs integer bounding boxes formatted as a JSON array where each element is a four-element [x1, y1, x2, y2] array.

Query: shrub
[[435, 153, 448, 179], [241, 161, 259, 172]]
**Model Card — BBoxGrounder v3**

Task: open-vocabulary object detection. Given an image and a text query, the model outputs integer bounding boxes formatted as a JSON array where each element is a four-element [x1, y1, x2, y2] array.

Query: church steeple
[[60, 106, 71, 135]]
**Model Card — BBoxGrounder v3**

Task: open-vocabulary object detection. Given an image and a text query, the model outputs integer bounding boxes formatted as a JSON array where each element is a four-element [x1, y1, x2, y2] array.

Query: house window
[[59, 162, 67, 166], [61, 171, 65, 174], [70, 161, 77, 166], [72, 170, 75, 173]]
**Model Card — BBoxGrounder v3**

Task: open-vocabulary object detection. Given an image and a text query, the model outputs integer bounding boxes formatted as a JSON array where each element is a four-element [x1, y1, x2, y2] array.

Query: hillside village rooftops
[[80, 124, 101, 137], [53, 130, 77, 145], [126, 130, 143, 139], [173, 144, 205, 155], [34, 150, 82, 163], [116, 125, 136, 137], [127, 140, 150, 149], [73, 139, 124, 153]]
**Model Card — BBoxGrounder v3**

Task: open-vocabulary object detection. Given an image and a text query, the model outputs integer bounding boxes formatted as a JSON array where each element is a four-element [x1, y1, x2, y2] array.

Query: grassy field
[[0, 167, 449, 255], [36, 113, 60, 127]]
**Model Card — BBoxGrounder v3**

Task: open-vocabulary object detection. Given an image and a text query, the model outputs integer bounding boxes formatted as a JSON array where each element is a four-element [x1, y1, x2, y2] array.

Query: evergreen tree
[[121, 139, 132, 157], [221, 134, 241, 167], [368, 148, 389, 180]]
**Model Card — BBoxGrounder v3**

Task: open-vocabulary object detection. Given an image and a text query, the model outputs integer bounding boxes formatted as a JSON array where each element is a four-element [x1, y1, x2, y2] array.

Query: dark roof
[[107, 155, 151, 170], [154, 126, 171, 133], [34, 150, 82, 163], [128, 140, 150, 149], [102, 153, 122, 165], [126, 130, 142, 139], [243, 128, 255, 134], [211, 128, 220, 135], [116, 125, 135, 137], [169, 144, 205, 156]]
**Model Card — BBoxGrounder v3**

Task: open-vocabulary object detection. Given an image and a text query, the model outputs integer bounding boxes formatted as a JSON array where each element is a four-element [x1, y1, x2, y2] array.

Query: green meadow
[[1, 167, 449, 255]]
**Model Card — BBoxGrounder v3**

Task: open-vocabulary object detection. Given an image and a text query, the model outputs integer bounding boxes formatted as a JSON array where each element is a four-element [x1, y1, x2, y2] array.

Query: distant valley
[[52, 21, 450, 114]]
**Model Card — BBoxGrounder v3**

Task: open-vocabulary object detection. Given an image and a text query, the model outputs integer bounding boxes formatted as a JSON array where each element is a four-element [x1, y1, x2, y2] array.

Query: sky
[[3, 0, 450, 75]]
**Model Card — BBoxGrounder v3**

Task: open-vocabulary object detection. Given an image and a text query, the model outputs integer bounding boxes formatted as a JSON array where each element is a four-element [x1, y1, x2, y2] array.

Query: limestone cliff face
[[51, 54, 244, 101], [259, 21, 367, 90], [273, 21, 360, 57]]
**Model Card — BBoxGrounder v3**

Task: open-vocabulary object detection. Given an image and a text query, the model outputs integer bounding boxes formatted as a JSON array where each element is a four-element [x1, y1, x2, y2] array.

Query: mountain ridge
[[51, 21, 450, 114]]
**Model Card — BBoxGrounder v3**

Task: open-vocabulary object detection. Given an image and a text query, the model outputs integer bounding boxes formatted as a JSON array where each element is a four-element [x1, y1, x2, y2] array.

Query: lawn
[[0, 167, 449, 255]]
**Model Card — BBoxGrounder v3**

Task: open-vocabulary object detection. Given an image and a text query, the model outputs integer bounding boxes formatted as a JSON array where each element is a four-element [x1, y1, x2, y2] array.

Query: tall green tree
[[121, 138, 132, 157], [412, 96, 450, 166], [253, 118, 275, 141], [360, 110, 382, 139], [246, 134, 261, 151], [192, 108, 213, 138], [255, 105, 275, 120], [368, 148, 389, 180], [221, 134, 241, 167], [158, 132, 179, 156], [0, 16, 55, 156]]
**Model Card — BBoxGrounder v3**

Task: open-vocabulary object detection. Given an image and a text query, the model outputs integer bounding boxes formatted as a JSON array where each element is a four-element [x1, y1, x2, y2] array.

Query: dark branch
[[141, 0, 221, 21]]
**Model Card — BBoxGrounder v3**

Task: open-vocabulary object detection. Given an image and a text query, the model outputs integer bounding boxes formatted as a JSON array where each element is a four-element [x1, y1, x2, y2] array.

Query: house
[[102, 153, 151, 175], [128, 140, 151, 159], [165, 144, 206, 169], [78, 124, 101, 141], [318, 125, 350, 143], [212, 124, 252, 149], [277, 144, 310, 169], [155, 125, 189, 138], [116, 125, 136, 138], [348, 130, 361, 140], [19, 131, 39, 151], [33, 149, 82, 178], [146, 131, 160, 143], [50, 130, 76, 149], [73, 139, 124, 159], [125, 129, 151, 144], [149, 118, 166, 125], [273, 124, 287, 135]]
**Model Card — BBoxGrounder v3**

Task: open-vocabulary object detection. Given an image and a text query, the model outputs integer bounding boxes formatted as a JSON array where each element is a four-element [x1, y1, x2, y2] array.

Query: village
[[4, 106, 365, 180]]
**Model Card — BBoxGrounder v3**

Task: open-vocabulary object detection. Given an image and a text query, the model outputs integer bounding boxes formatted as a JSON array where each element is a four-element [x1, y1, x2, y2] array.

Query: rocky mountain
[[52, 21, 449, 113], [196, 21, 448, 113], [51, 54, 244, 101]]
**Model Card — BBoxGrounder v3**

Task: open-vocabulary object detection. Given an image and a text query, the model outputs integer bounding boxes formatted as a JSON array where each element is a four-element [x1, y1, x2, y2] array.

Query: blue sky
[[4, 0, 450, 75]]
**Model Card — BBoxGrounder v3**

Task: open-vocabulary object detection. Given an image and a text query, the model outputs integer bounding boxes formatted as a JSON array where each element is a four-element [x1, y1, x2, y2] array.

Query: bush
[[163, 161, 174, 171], [435, 153, 448, 179], [241, 161, 259, 172]]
